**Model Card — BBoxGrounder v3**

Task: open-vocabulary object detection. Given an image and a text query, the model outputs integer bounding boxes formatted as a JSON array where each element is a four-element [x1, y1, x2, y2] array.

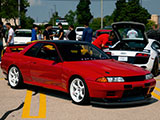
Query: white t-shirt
[[8, 28, 14, 44], [127, 29, 138, 38]]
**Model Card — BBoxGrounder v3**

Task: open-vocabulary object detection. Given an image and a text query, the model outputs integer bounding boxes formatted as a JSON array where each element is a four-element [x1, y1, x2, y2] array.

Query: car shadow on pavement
[[24, 84, 71, 101], [91, 98, 158, 109], [23, 84, 159, 109], [0, 102, 24, 120]]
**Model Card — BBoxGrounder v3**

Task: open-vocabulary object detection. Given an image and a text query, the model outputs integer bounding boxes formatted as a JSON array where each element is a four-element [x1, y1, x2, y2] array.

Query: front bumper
[[90, 97, 155, 106], [86, 79, 156, 101]]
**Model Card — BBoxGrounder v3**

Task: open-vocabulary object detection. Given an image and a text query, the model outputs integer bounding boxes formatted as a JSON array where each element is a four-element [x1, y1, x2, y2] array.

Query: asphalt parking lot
[[0, 69, 160, 120]]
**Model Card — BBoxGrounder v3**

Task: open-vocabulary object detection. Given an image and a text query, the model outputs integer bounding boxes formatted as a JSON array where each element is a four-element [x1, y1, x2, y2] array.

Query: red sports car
[[1, 41, 156, 105]]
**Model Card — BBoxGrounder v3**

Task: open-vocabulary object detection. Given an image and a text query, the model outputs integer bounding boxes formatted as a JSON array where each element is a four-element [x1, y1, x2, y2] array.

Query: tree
[[90, 17, 107, 31], [65, 10, 76, 25], [0, 0, 33, 28], [49, 12, 60, 26], [112, 0, 150, 25], [76, 0, 93, 25]]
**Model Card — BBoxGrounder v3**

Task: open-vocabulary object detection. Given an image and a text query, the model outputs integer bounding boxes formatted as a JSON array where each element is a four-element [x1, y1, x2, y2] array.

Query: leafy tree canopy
[[112, 0, 150, 25], [76, 0, 93, 25]]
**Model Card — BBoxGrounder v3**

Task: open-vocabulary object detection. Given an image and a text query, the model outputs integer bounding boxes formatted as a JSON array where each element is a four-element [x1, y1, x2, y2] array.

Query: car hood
[[64, 59, 149, 77], [112, 22, 148, 43]]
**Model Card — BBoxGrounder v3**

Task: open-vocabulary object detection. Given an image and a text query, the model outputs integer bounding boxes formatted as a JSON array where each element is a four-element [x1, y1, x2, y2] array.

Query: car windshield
[[56, 43, 109, 61], [15, 31, 31, 37], [118, 27, 144, 41]]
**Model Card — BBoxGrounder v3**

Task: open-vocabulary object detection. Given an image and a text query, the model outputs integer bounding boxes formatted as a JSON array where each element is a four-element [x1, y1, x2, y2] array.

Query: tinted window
[[57, 43, 109, 61], [24, 43, 42, 57], [36, 44, 59, 61]]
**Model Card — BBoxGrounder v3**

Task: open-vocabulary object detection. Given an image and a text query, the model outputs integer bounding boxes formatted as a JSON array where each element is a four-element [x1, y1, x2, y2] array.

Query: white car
[[14, 29, 31, 44], [75, 27, 85, 41], [103, 22, 160, 76]]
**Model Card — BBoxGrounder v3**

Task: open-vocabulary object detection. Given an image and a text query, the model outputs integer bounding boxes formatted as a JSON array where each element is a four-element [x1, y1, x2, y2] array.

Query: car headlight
[[145, 73, 154, 80], [107, 77, 125, 82], [96, 77, 125, 83]]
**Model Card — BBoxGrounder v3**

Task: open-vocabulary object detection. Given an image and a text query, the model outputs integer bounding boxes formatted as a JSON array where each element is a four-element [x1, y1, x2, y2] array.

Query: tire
[[69, 78, 90, 105], [151, 58, 159, 77], [8, 66, 23, 88]]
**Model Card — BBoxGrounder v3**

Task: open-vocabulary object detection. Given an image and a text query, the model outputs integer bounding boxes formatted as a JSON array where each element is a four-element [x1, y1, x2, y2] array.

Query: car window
[[36, 44, 59, 61], [24, 43, 42, 57], [118, 27, 144, 40], [152, 41, 160, 50], [57, 43, 109, 61]]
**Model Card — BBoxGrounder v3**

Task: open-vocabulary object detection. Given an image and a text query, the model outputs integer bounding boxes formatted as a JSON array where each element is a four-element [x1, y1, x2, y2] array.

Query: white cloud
[[28, 0, 42, 6]]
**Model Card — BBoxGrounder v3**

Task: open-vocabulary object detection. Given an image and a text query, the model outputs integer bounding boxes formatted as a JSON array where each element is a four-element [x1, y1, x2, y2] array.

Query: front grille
[[123, 87, 149, 98], [124, 75, 145, 82]]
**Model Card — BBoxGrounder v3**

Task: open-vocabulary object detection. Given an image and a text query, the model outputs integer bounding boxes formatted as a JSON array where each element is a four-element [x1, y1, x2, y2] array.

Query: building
[[151, 14, 160, 25]]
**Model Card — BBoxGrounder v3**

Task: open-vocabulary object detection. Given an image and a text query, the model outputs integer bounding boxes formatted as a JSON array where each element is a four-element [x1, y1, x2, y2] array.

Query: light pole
[[101, 0, 103, 29], [53, 5, 56, 26], [18, 0, 20, 26]]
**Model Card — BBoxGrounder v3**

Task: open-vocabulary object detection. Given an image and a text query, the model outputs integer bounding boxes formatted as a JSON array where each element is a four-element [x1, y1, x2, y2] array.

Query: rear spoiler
[[1, 44, 29, 56]]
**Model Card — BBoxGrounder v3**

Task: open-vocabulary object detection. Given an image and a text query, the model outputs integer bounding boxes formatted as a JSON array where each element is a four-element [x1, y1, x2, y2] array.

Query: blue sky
[[27, 0, 160, 23]]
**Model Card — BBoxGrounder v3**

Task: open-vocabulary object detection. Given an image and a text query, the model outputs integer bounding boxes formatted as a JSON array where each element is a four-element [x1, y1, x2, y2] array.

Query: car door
[[25, 42, 63, 88], [30, 43, 63, 87]]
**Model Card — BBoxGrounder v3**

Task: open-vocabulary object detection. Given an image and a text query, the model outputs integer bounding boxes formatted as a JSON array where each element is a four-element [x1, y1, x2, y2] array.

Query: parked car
[[14, 29, 31, 44], [103, 22, 160, 76], [75, 27, 85, 41], [1, 40, 156, 105], [92, 29, 112, 41]]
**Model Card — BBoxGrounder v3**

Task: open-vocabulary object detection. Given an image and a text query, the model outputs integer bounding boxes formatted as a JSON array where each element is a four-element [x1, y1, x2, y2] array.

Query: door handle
[[32, 62, 36, 64]]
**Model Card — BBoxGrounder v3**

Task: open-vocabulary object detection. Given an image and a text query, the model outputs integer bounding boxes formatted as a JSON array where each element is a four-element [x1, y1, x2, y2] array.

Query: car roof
[[37, 40, 89, 44], [15, 29, 31, 32], [96, 29, 112, 32]]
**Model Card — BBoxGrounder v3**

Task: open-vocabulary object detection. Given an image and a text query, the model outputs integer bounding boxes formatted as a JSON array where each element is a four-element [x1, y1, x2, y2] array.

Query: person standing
[[6, 23, 14, 46], [82, 23, 93, 43], [58, 23, 64, 40], [37, 30, 42, 40], [68, 25, 76, 40], [31, 24, 38, 41], [0, 22, 5, 60], [43, 24, 50, 40], [48, 24, 54, 40]]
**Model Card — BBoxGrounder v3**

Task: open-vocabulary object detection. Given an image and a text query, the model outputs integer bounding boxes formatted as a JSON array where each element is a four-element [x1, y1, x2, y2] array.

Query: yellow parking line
[[0, 78, 4, 80], [152, 92, 160, 100], [22, 90, 46, 119], [155, 87, 160, 93], [156, 79, 160, 81]]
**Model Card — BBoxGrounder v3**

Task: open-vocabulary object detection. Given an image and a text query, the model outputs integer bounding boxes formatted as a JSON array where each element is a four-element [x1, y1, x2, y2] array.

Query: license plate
[[118, 56, 128, 61]]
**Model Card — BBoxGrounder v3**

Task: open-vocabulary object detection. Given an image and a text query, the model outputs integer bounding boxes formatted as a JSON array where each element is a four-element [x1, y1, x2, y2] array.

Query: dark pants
[[0, 40, 3, 61]]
